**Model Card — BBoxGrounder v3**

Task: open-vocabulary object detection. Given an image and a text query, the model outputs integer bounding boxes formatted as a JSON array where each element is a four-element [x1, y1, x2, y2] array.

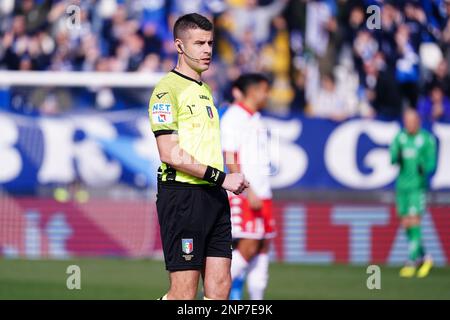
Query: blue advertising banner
[[0, 110, 449, 193]]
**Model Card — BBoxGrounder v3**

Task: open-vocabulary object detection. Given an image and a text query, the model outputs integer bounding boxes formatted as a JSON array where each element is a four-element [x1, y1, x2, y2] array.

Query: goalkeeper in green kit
[[390, 109, 437, 278]]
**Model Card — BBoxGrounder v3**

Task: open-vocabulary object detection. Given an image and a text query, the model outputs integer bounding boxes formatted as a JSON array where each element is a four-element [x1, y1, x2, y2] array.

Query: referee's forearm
[[157, 134, 209, 180], [163, 150, 226, 186], [165, 159, 226, 186], [161, 149, 208, 180], [156, 134, 226, 184], [166, 161, 208, 180]]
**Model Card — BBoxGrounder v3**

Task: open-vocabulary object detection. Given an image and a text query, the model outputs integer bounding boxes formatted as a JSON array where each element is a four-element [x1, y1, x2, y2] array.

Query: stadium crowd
[[0, 0, 450, 122]]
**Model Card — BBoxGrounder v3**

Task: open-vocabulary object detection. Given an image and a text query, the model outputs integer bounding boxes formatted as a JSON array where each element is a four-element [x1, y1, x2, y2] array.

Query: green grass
[[0, 258, 449, 299]]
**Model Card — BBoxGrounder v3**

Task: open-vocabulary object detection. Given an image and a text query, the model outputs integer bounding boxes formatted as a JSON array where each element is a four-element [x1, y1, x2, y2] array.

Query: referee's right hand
[[222, 173, 249, 195]]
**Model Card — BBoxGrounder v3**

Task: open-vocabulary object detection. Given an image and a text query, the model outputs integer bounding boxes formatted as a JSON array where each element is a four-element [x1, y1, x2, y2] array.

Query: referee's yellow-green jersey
[[148, 69, 223, 185]]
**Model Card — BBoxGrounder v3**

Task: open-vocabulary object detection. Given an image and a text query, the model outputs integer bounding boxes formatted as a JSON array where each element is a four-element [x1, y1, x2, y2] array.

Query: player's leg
[[165, 270, 201, 300], [399, 215, 418, 277], [407, 215, 424, 262], [397, 190, 416, 277], [203, 187, 233, 299], [229, 238, 260, 299], [235, 239, 261, 262], [412, 190, 433, 278], [246, 239, 270, 300], [407, 191, 428, 260], [203, 257, 232, 299], [231, 239, 259, 281], [229, 239, 246, 300], [399, 189, 430, 277], [229, 270, 246, 300], [228, 194, 260, 298], [245, 199, 274, 300]]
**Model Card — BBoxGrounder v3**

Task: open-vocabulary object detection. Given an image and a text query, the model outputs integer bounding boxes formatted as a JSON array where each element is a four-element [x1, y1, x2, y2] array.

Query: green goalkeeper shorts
[[396, 189, 426, 217]]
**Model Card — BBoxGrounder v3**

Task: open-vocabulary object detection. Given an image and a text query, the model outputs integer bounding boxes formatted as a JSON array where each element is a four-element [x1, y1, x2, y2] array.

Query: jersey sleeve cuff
[[153, 130, 178, 137]]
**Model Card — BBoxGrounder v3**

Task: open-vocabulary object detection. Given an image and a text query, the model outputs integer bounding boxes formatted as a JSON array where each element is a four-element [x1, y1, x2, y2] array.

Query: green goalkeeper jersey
[[390, 129, 437, 191]]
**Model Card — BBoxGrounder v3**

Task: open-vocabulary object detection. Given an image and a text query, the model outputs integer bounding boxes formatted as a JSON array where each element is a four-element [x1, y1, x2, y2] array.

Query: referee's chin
[[193, 63, 210, 74]]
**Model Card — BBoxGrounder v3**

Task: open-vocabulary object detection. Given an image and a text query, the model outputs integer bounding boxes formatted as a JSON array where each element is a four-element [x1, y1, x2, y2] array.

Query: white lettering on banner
[[38, 117, 121, 186], [73, 117, 121, 186], [281, 205, 447, 265], [0, 115, 21, 182], [325, 119, 399, 189], [283, 205, 334, 263], [263, 118, 308, 188], [387, 212, 445, 265], [332, 207, 389, 264], [432, 123, 450, 189], [39, 119, 76, 183]]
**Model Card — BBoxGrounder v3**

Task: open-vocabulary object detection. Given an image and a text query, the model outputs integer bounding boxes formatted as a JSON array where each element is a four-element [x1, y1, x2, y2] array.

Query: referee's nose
[[203, 42, 213, 57]]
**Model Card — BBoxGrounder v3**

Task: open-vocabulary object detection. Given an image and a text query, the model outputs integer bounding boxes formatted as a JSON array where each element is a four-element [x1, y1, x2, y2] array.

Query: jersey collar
[[236, 102, 256, 116], [171, 69, 203, 86]]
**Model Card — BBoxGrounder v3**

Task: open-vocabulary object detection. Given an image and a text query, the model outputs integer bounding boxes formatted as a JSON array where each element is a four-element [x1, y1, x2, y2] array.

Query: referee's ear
[[175, 39, 183, 54]]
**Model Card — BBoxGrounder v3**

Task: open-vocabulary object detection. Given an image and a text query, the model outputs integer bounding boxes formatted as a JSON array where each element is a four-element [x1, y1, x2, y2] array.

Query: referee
[[149, 13, 249, 300]]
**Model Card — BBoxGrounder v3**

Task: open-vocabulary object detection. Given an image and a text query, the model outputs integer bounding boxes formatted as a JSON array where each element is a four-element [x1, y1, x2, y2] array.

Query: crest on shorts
[[206, 106, 214, 119], [182, 238, 193, 254], [182, 239, 194, 261]]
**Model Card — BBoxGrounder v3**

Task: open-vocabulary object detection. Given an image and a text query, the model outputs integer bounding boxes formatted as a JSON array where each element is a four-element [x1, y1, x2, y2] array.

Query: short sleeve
[[148, 83, 179, 136]]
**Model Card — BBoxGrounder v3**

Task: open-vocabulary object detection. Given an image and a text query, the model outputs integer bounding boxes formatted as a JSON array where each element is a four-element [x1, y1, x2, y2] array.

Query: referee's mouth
[[201, 58, 211, 65]]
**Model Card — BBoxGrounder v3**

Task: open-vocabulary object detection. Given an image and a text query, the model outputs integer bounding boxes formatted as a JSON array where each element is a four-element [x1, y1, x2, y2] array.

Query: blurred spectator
[[309, 72, 355, 121], [290, 68, 306, 113], [138, 53, 160, 73], [341, 4, 365, 48], [305, 0, 338, 74], [353, 29, 379, 79], [0, 0, 449, 119], [403, 1, 433, 50], [369, 3, 398, 71], [395, 24, 420, 109], [228, 0, 288, 45], [363, 58, 403, 119], [426, 59, 450, 97], [13, 0, 51, 34], [417, 84, 450, 122], [305, 0, 336, 58], [442, 0, 450, 61], [140, 22, 162, 56]]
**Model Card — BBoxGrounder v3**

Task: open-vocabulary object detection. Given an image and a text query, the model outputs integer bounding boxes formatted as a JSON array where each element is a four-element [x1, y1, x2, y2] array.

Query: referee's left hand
[[222, 173, 249, 195]]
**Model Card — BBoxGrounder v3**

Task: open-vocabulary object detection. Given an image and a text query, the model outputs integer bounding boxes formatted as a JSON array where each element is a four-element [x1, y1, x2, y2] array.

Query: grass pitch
[[0, 258, 449, 300]]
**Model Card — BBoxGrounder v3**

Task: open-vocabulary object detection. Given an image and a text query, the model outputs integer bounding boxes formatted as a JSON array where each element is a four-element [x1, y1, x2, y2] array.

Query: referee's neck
[[174, 64, 202, 82]]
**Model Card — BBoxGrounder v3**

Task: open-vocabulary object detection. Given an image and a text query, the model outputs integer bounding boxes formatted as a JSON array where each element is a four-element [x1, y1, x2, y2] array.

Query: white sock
[[246, 253, 269, 300], [231, 250, 249, 280]]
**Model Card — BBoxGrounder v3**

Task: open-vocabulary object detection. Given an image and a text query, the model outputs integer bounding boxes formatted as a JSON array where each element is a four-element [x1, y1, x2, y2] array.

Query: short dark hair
[[173, 13, 213, 40], [233, 73, 270, 95]]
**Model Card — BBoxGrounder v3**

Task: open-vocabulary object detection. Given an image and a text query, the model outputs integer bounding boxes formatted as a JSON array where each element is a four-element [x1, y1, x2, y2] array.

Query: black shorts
[[156, 181, 232, 271]]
